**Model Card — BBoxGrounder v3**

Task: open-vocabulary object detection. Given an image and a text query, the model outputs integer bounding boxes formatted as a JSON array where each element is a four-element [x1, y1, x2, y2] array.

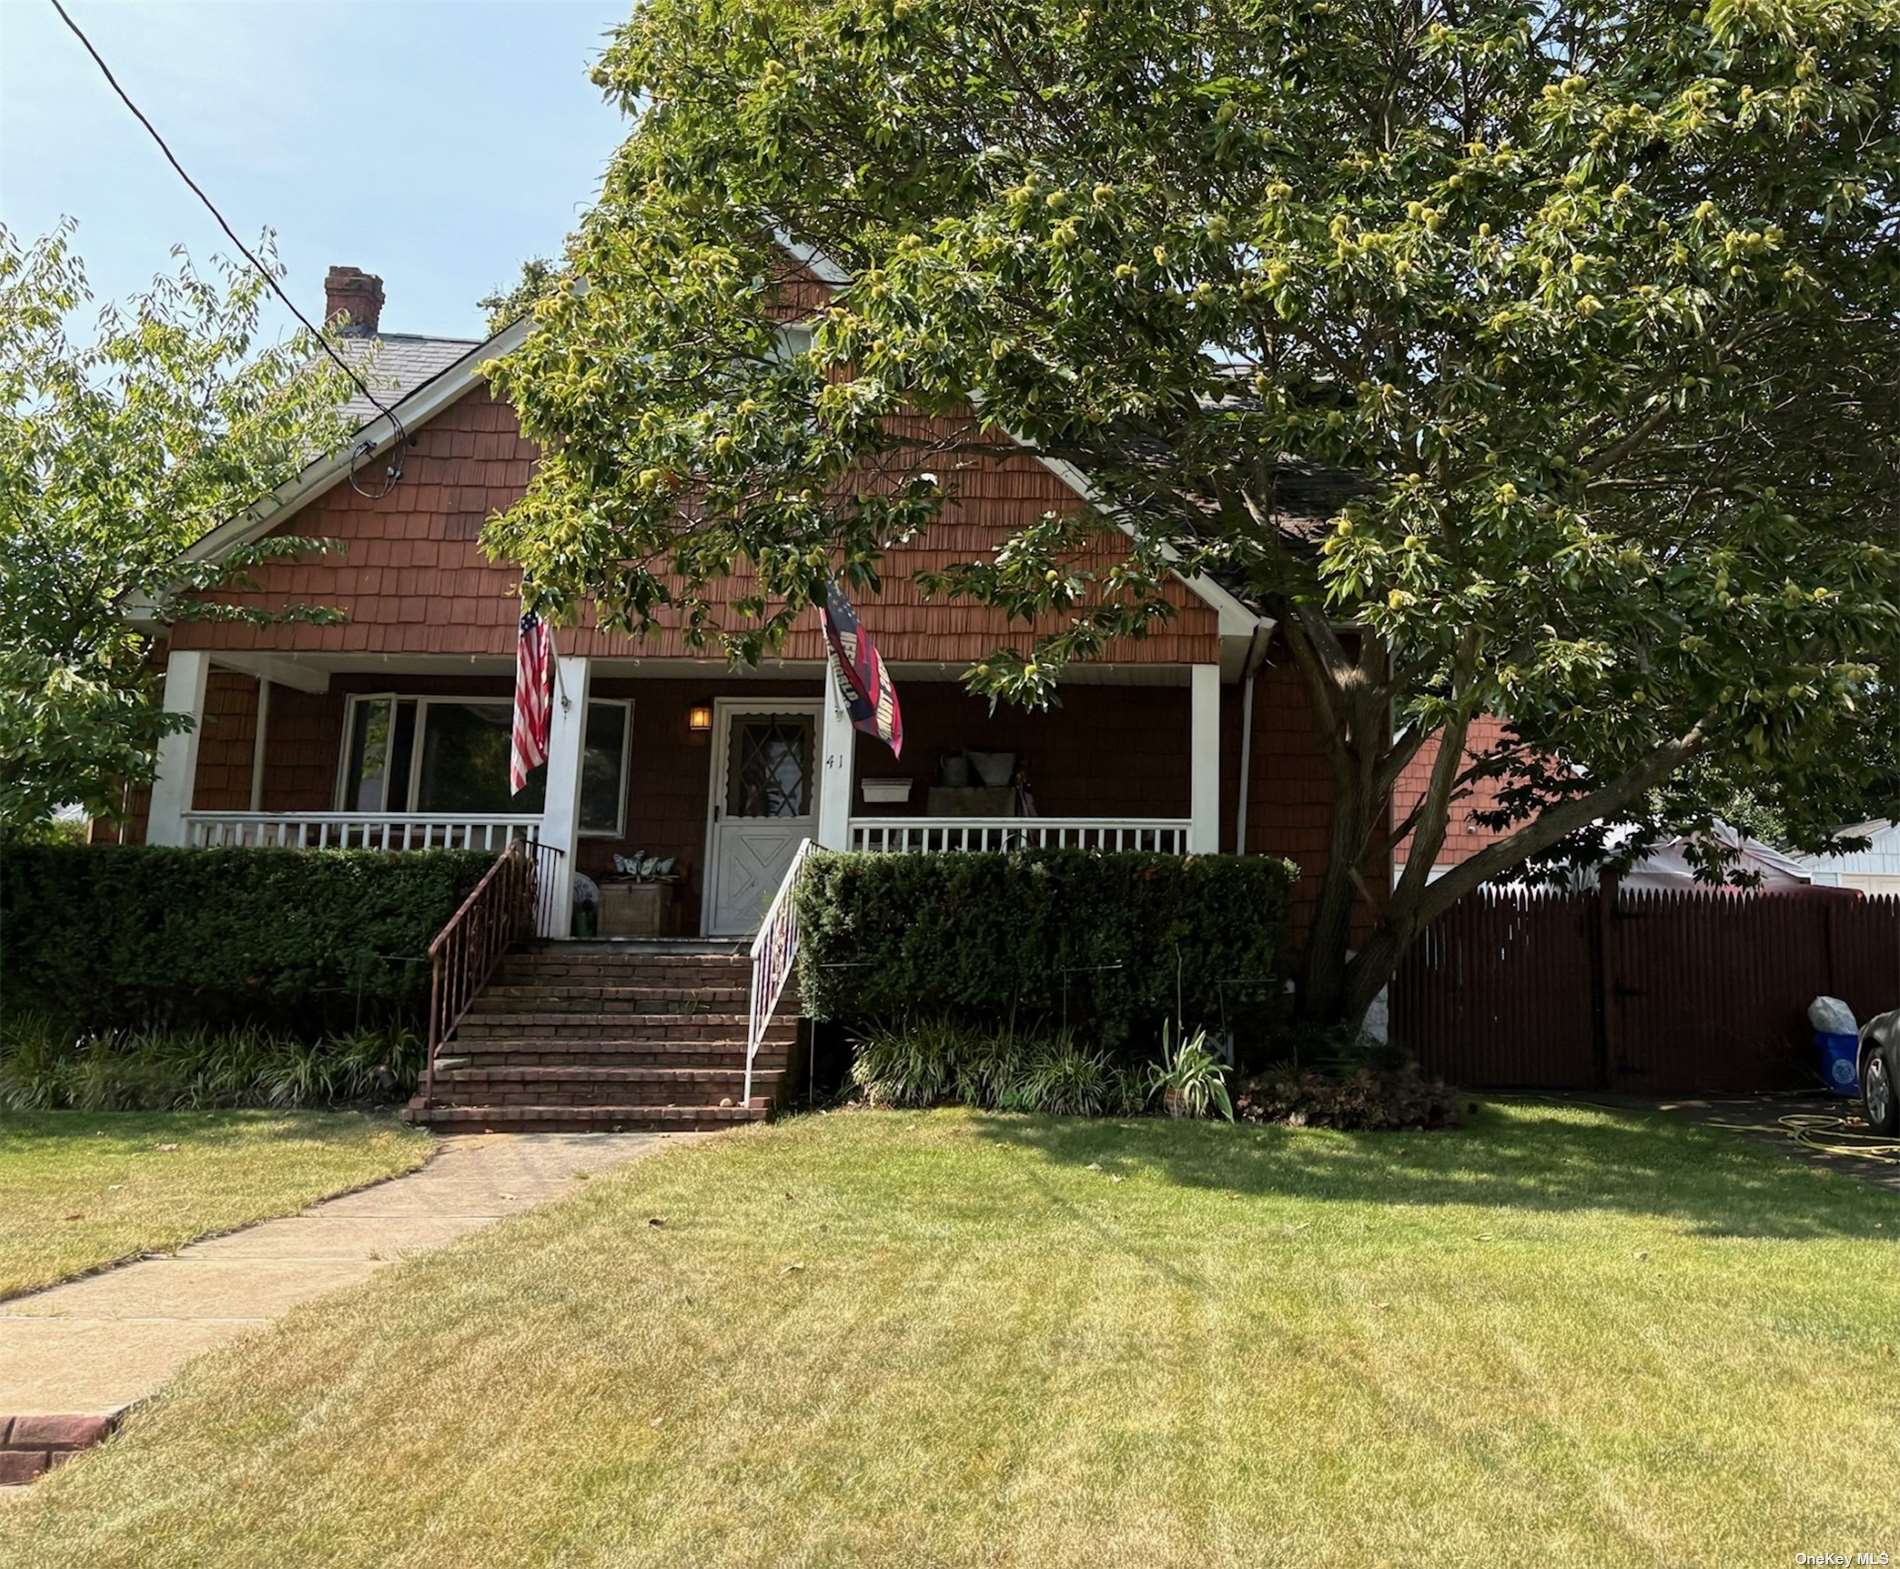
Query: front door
[[704, 701, 823, 936]]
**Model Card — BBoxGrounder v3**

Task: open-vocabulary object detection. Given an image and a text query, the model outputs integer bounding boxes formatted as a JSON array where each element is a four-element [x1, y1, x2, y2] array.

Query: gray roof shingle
[[335, 332, 483, 428]]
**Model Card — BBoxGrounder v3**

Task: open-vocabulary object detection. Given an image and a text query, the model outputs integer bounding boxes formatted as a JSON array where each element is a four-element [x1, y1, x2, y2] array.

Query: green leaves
[[0, 223, 350, 830], [492, 0, 1899, 1008], [795, 849, 1296, 1048], [0, 846, 495, 1034]]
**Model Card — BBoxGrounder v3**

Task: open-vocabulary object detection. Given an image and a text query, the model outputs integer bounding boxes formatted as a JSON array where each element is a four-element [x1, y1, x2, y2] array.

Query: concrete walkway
[[0, 1132, 684, 1436]]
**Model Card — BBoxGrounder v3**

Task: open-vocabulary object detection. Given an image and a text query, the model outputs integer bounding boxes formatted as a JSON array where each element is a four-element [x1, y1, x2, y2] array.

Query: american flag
[[821, 579, 903, 758], [510, 608, 553, 793]]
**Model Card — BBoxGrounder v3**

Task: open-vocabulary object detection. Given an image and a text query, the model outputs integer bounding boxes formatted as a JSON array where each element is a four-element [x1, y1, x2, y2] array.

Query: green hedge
[[0, 845, 496, 1034], [795, 850, 1296, 1049]]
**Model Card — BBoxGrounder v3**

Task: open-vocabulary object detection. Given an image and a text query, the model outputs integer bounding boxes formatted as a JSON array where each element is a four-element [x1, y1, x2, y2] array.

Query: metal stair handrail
[[745, 838, 813, 1107], [423, 837, 563, 1107]]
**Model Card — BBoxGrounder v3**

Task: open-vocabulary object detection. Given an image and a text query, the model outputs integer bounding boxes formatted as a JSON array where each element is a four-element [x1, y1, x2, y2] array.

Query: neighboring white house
[[1399, 818, 1813, 891], [1795, 820, 1900, 897]]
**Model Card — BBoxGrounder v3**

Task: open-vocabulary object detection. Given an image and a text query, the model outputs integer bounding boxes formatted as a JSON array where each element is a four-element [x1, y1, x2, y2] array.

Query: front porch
[[139, 651, 1225, 940]]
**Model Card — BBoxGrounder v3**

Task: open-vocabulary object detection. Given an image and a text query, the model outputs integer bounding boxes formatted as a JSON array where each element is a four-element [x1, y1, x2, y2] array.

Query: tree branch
[[1410, 718, 1714, 927]]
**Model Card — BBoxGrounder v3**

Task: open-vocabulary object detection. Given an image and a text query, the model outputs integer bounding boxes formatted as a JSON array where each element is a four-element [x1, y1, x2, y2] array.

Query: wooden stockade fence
[[1391, 883, 1900, 1093]]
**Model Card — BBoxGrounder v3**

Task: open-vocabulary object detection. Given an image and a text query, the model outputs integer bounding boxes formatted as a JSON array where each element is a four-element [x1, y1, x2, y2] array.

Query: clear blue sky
[[1, 0, 630, 342]]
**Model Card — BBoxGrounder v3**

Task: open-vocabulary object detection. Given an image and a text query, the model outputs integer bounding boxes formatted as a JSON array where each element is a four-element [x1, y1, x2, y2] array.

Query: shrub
[[1275, 1021, 1413, 1077], [797, 850, 1295, 1048], [0, 1007, 423, 1111], [1005, 1033, 1122, 1117], [850, 1017, 969, 1108], [4, 815, 88, 848], [849, 1017, 1134, 1117], [0, 845, 495, 1034]]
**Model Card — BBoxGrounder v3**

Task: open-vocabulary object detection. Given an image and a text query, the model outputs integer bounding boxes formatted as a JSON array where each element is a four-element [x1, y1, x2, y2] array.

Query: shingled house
[[105, 264, 1507, 1129], [112, 267, 1384, 922]]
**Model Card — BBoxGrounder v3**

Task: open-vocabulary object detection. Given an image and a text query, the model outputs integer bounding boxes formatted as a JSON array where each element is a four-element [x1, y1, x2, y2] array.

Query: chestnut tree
[[489, 0, 1900, 1027]]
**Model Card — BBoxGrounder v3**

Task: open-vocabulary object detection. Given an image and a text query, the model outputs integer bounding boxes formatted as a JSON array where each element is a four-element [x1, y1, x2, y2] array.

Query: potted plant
[[1147, 1022, 1234, 1122]]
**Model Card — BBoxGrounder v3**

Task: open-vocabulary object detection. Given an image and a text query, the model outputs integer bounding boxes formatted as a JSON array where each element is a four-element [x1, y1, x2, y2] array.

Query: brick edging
[[0, 1412, 121, 1485]]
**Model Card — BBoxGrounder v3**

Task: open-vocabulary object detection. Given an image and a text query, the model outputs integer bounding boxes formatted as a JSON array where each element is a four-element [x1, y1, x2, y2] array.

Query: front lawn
[[0, 1111, 434, 1297], [4, 1103, 1895, 1565]]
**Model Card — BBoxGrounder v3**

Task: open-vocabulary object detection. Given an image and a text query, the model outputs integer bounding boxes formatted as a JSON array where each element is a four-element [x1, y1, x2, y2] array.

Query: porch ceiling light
[[687, 704, 713, 733]]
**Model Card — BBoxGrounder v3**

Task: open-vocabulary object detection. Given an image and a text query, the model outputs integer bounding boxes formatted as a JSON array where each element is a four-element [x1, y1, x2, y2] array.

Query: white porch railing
[[848, 817, 1192, 855], [181, 812, 544, 852], [745, 837, 813, 1108]]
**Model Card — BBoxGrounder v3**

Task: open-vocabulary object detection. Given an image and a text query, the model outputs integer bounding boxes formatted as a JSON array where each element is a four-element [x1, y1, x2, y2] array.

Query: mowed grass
[[5, 1103, 1896, 1567], [0, 1110, 434, 1297]]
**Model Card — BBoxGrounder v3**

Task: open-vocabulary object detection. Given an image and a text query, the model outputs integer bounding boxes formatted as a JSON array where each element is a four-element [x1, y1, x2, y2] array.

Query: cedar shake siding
[[128, 343, 1401, 938], [188, 670, 263, 811], [1241, 657, 1334, 908], [1392, 715, 1516, 874], [170, 388, 1221, 667]]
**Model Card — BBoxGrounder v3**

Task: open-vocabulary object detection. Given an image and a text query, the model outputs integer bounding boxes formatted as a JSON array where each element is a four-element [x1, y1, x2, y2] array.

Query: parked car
[[1861, 1008, 1900, 1134]]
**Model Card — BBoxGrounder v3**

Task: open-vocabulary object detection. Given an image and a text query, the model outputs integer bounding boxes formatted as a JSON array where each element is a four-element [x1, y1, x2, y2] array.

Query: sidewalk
[[0, 1131, 685, 1481]]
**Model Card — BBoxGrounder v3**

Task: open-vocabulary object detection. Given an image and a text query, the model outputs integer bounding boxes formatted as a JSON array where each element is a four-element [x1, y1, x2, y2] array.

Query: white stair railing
[[745, 838, 814, 1107]]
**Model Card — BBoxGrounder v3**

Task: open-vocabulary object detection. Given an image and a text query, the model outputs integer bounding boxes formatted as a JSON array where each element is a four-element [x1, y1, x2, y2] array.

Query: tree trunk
[[1280, 611, 1391, 1030], [1296, 767, 1409, 1038], [1297, 780, 1371, 1023], [1339, 922, 1408, 1036]]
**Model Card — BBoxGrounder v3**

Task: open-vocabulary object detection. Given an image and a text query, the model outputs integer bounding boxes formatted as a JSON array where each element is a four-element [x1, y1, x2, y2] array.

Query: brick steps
[[447, 1043, 790, 1070], [497, 953, 748, 980], [544, 940, 751, 956], [427, 1065, 782, 1108], [470, 985, 750, 1012], [406, 1103, 769, 1133], [405, 941, 794, 1134], [498, 951, 749, 982], [455, 1012, 792, 1042]]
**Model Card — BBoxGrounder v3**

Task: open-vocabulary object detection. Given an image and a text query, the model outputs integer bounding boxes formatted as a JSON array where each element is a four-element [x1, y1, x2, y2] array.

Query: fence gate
[[1391, 884, 1900, 1093]]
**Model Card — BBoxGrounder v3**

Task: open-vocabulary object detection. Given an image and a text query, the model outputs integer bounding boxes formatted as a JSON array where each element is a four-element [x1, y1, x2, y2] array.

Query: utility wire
[[48, 0, 407, 497]]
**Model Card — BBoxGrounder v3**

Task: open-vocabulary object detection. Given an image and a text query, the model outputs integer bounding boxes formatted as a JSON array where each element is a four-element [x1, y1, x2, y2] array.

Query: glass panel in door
[[724, 715, 815, 819]]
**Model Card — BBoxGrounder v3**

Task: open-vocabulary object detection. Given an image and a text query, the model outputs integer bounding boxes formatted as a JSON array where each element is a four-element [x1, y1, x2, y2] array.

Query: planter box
[[597, 880, 684, 938], [860, 777, 913, 805]]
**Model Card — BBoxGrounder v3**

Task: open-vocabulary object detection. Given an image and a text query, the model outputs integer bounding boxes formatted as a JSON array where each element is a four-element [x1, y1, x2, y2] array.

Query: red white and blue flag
[[510, 608, 554, 793], [821, 580, 903, 758]]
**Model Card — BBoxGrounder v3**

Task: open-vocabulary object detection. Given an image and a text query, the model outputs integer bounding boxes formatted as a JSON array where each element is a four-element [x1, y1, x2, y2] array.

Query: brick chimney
[[323, 266, 385, 336]]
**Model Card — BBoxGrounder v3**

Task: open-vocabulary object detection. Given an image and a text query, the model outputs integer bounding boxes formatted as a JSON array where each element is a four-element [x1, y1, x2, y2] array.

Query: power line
[[48, 0, 407, 497]]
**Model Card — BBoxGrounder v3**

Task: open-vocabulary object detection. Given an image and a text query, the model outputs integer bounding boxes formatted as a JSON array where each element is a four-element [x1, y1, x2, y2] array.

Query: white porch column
[[817, 657, 856, 850], [248, 677, 271, 812], [147, 651, 210, 847], [539, 655, 592, 937], [1188, 663, 1221, 854]]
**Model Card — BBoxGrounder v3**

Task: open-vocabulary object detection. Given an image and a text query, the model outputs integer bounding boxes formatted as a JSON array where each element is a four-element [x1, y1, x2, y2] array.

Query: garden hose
[[1488, 1091, 1900, 1166], [1702, 1111, 1900, 1165]]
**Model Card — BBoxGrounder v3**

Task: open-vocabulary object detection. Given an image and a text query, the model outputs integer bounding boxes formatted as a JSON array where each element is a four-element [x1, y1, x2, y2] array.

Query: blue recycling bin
[[1815, 1031, 1860, 1097]]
